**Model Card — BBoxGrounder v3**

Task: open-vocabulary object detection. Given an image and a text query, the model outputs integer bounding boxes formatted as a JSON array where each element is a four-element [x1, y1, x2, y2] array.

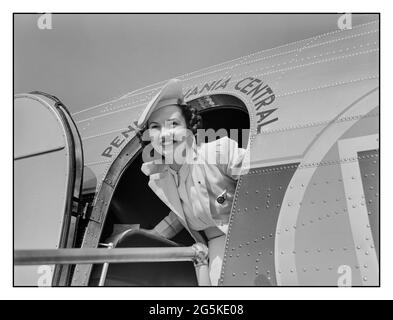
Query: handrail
[[14, 243, 212, 286], [14, 246, 202, 265]]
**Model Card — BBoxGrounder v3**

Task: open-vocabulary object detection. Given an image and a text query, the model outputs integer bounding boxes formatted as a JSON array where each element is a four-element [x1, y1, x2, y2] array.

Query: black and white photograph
[[6, 6, 388, 302]]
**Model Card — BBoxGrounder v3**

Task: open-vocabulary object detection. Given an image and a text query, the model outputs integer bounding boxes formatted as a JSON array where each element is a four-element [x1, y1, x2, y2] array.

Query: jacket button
[[217, 196, 225, 204]]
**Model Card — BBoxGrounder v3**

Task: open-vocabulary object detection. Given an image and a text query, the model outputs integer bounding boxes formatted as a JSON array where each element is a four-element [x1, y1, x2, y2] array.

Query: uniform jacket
[[141, 136, 248, 244]]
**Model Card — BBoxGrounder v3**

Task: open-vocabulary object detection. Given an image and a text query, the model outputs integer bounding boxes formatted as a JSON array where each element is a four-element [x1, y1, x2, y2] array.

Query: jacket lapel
[[147, 169, 187, 226]]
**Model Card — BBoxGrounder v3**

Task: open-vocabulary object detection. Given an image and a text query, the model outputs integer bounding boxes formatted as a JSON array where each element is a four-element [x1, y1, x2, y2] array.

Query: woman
[[136, 79, 248, 286]]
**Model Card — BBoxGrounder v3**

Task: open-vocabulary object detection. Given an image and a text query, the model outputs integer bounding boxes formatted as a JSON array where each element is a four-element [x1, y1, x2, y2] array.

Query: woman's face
[[147, 105, 192, 161]]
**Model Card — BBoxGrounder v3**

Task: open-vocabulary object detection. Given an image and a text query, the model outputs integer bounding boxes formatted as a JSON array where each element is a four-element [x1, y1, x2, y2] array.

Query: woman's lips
[[161, 140, 179, 147]]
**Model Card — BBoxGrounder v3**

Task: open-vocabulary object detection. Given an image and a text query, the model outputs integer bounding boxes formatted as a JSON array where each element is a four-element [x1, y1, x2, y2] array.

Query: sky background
[[14, 13, 377, 114]]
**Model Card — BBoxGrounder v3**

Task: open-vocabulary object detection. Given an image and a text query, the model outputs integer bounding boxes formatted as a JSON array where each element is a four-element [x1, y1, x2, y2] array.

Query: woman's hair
[[136, 103, 203, 147]]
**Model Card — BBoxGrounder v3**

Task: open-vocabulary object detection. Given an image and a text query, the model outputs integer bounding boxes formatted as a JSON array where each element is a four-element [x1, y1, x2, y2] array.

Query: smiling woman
[[134, 79, 248, 286]]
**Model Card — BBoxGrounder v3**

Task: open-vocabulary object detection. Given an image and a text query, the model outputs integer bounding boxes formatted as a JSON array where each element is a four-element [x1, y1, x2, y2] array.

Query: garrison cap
[[137, 78, 184, 128]]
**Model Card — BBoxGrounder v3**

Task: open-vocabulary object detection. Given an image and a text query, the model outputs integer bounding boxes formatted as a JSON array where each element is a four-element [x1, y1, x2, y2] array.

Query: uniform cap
[[137, 78, 184, 128]]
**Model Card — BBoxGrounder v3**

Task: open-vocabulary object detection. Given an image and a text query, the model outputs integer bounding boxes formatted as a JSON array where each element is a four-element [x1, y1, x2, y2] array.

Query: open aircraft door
[[14, 92, 84, 286]]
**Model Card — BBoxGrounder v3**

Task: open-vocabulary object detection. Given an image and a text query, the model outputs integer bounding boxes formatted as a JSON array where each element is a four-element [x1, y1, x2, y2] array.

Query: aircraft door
[[14, 92, 84, 286]]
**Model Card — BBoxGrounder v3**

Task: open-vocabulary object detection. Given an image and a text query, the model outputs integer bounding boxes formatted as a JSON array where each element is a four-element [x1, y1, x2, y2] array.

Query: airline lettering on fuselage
[[101, 76, 278, 158], [185, 76, 278, 133], [101, 123, 137, 158]]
